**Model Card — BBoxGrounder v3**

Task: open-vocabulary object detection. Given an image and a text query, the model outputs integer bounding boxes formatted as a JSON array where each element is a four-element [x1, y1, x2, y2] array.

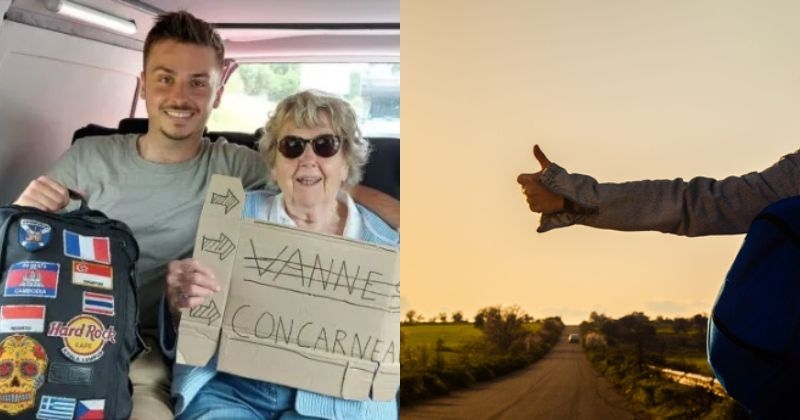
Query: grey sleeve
[[538, 149, 800, 236], [46, 143, 82, 192], [229, 146, 268, 190]]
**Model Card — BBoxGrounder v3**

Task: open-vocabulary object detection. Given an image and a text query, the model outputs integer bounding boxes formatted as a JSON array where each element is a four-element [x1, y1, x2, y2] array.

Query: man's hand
[[14, 176, 70, 211], [351, 185, 399, 229], [165, 259, 221, 322], [516, 145, 566, 214]]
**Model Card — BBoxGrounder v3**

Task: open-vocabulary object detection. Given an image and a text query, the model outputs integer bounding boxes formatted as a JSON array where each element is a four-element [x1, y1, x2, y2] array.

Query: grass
[[665, 354, 714, 377], [401, 323, 482, 348], [402, 322, 542, 347], [400, 320, 564, 405]]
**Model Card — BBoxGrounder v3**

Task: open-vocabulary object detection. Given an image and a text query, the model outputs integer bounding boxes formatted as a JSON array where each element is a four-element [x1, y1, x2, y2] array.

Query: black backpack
[[0, 199, 144, 419], [708, 196, 800, 419]]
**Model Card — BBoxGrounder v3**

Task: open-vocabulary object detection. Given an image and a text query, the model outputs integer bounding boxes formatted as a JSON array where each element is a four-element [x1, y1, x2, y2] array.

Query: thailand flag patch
[[0, 305, 46, 333], [75, 399, 104, 420], [63, 230, 111, 265], [82, 292, 114, 316], [3, 261, 59, 298]]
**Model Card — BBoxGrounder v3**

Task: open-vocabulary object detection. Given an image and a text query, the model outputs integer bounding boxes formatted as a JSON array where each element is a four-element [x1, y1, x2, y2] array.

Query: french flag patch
[[75, 399, 105, 420], [82, 292, 114, 316], [63, 230, 111, 264]]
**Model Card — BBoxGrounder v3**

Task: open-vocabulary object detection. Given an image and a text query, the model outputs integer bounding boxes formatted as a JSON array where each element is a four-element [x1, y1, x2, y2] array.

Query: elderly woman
[[160, 90, 398, 420]]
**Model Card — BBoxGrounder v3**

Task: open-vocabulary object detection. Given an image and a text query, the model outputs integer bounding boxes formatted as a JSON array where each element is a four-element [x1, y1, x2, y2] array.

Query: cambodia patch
[[0, 305, 46, 333], [71, 261, 112, 290], [18, 219, 52, 251], [63, 230, 111, 265], [3, 261, 59, 298], [36, 395, 76, 419], [47, 315, 117, 364], [0, 335, 48, 416]]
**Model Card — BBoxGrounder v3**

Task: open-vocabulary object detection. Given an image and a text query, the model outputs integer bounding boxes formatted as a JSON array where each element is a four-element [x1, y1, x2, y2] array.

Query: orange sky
[[401, 1, 800, 324]]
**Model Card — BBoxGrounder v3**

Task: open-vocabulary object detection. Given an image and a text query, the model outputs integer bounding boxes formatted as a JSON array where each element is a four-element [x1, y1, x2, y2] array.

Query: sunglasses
[[277, 134, 341, 159]]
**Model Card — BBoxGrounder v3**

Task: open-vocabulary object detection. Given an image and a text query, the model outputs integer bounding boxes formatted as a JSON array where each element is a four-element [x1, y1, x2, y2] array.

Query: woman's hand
[[165, 258, 221, 321]]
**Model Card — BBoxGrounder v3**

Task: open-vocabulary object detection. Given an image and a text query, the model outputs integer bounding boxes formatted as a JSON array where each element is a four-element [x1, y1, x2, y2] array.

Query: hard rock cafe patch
[[18, 219, 52, 252], [0, 335, 48, 416], [3, 261, 59, 298], [47, 315, 117, 364]]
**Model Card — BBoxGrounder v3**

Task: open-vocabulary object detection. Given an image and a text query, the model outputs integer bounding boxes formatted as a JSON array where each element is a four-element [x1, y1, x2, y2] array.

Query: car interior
[[0, 0, 399, 203]]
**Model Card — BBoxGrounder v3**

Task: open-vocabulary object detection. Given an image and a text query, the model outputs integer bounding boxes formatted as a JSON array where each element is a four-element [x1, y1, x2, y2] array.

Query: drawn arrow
[[210, 189, 240, 214], [189, 299, 221, 326], [202, 233, 235, 260]]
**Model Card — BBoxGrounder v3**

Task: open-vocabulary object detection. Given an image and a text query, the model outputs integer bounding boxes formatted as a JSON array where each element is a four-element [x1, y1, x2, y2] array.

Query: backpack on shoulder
[[708, 196, 800, 419], [0, 198, 144, 420]]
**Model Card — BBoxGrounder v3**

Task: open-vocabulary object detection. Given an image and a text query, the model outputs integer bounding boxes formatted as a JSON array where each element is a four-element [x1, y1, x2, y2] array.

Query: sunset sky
[[402, 1, 800, 324]]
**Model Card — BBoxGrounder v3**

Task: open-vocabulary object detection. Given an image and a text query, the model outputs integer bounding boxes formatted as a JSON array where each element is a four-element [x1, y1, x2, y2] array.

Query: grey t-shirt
[[49, 133, 266, 333]]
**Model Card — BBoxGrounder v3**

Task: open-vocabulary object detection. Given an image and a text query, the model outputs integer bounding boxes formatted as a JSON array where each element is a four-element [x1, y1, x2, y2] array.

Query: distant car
[[568, 333, 580, 344]]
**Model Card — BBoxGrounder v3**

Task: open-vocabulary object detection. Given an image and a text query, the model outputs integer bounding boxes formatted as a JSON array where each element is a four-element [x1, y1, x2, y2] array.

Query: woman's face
[[271, 117, 349, 208]]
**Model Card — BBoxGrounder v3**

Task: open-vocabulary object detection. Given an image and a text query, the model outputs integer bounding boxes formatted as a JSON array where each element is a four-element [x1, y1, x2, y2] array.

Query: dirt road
[[400, 326, 638, 420]]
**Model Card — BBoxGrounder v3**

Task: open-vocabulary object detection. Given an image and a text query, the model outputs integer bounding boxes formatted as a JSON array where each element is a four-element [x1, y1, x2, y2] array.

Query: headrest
[[117, 118, 148, 133], [363, 138, 400, 200]]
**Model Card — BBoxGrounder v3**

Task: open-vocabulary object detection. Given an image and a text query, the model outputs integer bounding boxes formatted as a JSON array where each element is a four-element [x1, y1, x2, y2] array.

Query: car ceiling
[[5, 0, 399, 60]]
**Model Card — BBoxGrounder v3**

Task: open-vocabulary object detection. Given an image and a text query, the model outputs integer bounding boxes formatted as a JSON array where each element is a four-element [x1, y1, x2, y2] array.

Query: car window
[[208, 62, 400, 138]]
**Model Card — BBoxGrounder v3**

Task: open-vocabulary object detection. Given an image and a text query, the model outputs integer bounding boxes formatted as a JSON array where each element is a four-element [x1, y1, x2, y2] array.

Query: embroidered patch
[[0, 305, 46, 333], [71, 261, 112, 290], [47, 362, 93, 386], [47, 315, 116, 364], [75, 399, 104, 419], [82, 292, 114, 317], [18, 219, 52, 251], [3, 261, 59, 298], [63, 230, 111, 265], [36, 395, 76, 419], [0, 335, 48, 416]]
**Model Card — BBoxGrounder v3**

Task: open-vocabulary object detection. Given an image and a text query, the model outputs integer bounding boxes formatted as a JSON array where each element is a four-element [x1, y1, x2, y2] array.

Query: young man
[[15, 11, 398, 420]]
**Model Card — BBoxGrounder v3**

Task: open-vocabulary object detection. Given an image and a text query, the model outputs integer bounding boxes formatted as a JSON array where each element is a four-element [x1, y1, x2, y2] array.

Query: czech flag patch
[[63, 230, 111, 265], [75, 399, 104, 420]]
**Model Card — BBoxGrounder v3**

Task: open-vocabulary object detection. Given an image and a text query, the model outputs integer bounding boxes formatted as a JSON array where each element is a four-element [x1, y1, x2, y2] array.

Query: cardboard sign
[[176, 175, 400, 401]]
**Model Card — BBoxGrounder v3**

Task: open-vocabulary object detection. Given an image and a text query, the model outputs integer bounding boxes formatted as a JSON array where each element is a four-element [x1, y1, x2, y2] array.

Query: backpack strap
[[754, 196, 800, 245], [755, 213, 800, 247]]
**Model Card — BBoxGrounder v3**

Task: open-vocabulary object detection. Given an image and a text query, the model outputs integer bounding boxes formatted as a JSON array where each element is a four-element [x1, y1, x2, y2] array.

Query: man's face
[[140, 40, 223, 142]]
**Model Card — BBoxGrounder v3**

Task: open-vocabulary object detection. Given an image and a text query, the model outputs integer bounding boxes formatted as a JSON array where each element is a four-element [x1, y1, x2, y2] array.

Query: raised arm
[[351, 184, 400, 229], [518, 145, 800, 236]]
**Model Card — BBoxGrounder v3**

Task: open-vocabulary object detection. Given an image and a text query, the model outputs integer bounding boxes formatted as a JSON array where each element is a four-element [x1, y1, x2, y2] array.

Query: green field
[[401, 323, 483, 348], [402, 322, 543, 349], [401, 319, 565, 404]]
